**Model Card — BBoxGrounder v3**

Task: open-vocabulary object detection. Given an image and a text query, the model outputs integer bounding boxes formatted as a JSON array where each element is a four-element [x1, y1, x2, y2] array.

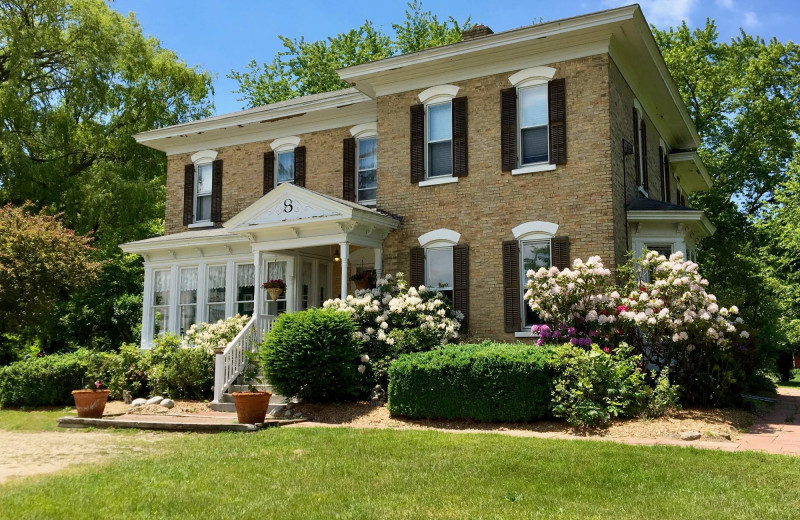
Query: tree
[[229, 1, 471, 107], [0, 203, 101, 362], [0, 0, 213, 351], [653, 21, 800, 367]]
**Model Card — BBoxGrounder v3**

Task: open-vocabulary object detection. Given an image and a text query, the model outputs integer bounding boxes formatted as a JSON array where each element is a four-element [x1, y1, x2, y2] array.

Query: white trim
[[191, 150, 218, 164], [508, 66, 556, 87], [511, 163, 557, 176], [638, 186, 649, 197], [418, 84, 460, 104], [515, 331, 535, 338], [418, 176, 458, 187], [270, 136, 301, 152], [512, 221, 558, 240], [188, 222, 214, 229], [349, 122, 377, 139], [418, 229, 461, 248]]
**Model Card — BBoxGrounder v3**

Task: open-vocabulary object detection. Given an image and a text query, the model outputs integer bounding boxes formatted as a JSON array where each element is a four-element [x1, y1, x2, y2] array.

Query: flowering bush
[[526, 251, 753, 405], [182, 314, 250, 354], [323, 272, 462, 385]]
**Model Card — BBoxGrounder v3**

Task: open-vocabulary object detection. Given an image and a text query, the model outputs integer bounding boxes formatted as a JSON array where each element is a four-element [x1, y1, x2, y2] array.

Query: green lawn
[[1, 427, 799, 519], [778, 372, 800, 388], [0, 408, 75, 432]]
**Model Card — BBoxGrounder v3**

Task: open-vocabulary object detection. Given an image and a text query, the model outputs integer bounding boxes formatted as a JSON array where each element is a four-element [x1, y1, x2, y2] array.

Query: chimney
[[461, 24, 494, 41]]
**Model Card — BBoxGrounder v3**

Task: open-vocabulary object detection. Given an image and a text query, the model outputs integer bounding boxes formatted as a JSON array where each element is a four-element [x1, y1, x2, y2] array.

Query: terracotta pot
[[232, 391, 272, 424], [353, 279, 370, 290], [72, 389, 110, 418], [266, 287, 283, 301]]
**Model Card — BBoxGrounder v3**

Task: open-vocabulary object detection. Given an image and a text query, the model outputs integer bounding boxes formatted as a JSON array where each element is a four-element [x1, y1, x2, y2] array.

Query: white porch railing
[[212, 314, 276, 403]]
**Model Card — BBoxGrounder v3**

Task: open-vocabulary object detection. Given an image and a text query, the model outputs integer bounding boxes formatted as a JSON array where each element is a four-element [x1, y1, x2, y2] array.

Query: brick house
[[122, 5, 713, 355]]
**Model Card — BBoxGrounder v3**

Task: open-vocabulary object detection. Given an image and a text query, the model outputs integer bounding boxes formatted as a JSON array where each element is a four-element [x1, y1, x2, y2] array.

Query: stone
[[131, 398, 147, 407], [283, 409, 294, 418], [160, 399, 175, 409], [146, 396, 164, 405], [680, 431, 702, 441], [293, 412, 303, 418], [285, 402, 295, 411]]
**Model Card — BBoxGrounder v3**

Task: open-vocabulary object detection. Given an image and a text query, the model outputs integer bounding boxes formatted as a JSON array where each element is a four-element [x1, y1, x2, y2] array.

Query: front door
[[299, 257, 332, 310]]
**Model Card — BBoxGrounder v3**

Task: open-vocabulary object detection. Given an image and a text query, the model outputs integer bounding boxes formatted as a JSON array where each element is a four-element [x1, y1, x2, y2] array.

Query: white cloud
[[602, 0, 697, 27], [715, 0, 734, 9], [742, 11, 760, 28]]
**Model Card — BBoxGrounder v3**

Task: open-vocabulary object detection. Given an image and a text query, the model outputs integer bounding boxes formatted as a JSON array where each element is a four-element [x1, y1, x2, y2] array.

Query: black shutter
[[410, 104, 425, 183], [452, 96, 468, 177], [294, 146, 306, 187], [183, 164, 194, 226], [263, 152, 274, 195], [502, 240, 520, 333], [210, 159, 223, 223], [633, 108, 641, 186], [342, 137, 356, 201], [453, 244, 469, 329], [640, 120, 648, 192], [410, 247, 425, 289], [552, 236, 570, 270], [500, 88, 517, 172], [548, 78, 567, 165]]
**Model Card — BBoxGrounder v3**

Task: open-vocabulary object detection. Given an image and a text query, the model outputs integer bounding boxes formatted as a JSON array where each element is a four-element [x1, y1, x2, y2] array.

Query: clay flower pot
[[232, 391, 272, 424], [266, 287, 283, 301], [72, 389, 110, 418]]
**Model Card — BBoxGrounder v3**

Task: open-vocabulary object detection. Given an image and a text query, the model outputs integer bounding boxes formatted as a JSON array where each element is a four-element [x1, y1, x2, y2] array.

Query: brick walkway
[[736, 387, 800, 455]]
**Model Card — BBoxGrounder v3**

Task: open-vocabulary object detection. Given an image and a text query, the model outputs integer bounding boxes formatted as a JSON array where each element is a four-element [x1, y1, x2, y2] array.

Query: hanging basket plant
[[350, 270, 376, 290], [262, 279, 286, 301]]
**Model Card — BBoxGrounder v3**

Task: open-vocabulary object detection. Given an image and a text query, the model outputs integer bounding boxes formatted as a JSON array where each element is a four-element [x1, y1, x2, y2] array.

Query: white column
[[252, 251, 262, 318], [339, 242, 349, 298], [374, 246, 383, 280], [141, 266, 153, 349]]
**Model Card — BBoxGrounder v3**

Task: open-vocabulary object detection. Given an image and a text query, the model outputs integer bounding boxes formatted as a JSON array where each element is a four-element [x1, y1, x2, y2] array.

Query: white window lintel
[[418, 228, 461, 248], [270, 136, 301, 152], [418, 84, 459, 105], [512, 221, 559, 240], [508, 66, 556, 88], [350, 122, 377, 139], [191, 150, 218, 164]]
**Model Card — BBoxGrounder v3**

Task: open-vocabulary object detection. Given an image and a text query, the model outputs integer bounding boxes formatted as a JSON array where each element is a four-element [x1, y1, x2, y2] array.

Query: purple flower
[[531, 325, 540, 334], [589, 330, 599, 337], [567, 327, 577, 336], [581, 338, 592, 346], [552, 330, 561, 338], [569, 338, 579, 345], [536, 338, 545, 346], [540, 325, 551, 334]]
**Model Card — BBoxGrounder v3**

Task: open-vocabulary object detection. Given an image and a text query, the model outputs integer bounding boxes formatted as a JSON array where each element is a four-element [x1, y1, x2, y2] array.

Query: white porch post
[[252, 250, 262, 317], [213, 346, 224, 404], [374, 246, 383, 280], [339, 242, 349, 298]]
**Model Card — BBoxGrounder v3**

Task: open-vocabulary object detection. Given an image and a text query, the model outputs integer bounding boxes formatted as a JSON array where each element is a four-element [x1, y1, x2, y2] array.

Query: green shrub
[[550, 343, 648, 427], [99, 343, 149, 399], [144, 334, 213, 400], [645, 368, 681, 418], [0, 350, 89, 407], [387, 342, 554, 422], [261, 308, 361, 402]]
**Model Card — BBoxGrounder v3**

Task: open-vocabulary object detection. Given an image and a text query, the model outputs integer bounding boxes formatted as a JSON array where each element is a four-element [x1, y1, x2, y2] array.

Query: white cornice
[[627, 210, 715, 237]]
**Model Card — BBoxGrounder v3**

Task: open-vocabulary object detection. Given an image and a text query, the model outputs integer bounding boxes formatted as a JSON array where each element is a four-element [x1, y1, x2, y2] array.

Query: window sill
[[511, 163, 556, 176], [358, 200, 377, 208], [514, 331, 540, 338], [188, 222, 215, 229], [419, 176, 458, 187]]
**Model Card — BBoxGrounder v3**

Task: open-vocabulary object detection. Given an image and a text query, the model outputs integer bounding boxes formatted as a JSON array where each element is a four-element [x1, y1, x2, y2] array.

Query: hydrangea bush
[[323, 272, 462, 385], [525, 251, 754, 404], [181, 314, 250, 354]]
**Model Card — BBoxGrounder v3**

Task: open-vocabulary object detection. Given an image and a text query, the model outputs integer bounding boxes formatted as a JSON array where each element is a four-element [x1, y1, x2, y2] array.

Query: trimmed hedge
[[0, 351, 89, 407], [387, 342, 554, 422]]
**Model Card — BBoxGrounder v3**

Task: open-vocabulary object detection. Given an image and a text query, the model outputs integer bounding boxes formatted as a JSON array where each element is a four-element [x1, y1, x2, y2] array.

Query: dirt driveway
[[0, 430, 168, 485]]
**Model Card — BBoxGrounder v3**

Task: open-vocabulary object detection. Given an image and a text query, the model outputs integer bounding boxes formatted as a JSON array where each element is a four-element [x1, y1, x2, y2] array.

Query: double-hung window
[[178, 267, 198, 334], [194, 163, 213, 223], [520, 239, 551, 328], [518, 85, 549, 165], [425, 246, 454, 303], [357, 137, 377, 204], [426, 102, 453, 178], [206, 265, 226, 323], [152, 270, 171, 338], [235, 263, 255, 316], [276, 150, 295, 185]]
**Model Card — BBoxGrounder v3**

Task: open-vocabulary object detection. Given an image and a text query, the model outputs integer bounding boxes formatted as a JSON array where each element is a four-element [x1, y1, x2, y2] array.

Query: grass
[[778, 372, 800, 388], [0, 407, 75, 432], [1, 427, 799, 519]]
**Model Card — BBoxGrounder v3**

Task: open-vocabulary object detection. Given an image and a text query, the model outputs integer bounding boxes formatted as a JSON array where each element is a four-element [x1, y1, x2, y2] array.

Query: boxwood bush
[[145, 334, 213, 400], [387, 342, 554, 422], [261, 308, 362, 402], [0, 350, 90, 407]]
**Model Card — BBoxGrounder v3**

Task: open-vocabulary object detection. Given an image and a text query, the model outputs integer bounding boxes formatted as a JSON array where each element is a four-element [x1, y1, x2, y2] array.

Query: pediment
[[224, 184, 349, 231]]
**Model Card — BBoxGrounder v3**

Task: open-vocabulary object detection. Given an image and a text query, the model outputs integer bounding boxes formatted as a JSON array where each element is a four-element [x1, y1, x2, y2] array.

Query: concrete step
[[228, 384, 272, 393], [208, 400, 288, 414]]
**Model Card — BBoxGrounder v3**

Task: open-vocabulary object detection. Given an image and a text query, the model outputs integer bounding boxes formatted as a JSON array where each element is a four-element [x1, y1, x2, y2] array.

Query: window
[[425, 247, 454, 303], [265, 261, 287, 316], [520, 240, 551, 328], [235, 263, 255, 316], [206, 265, 226, 323], [301, 260, 313, 310], [645, 244, 673, 258], [357, 137, 377, 204], [276, 150, 295, 186], [178, 267, 198, 335], [318, 262, 328, 305], [426, 102, 452, 178], [194, 163, 213, 223], [152, 270, 171, 338], [518, 84, 548, 165]]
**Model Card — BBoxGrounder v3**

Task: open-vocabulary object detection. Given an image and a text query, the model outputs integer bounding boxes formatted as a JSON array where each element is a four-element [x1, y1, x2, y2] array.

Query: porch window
[[152, 270, 171, 338], [207, 265, 226, 323], [179, 267, 198, 334], [518, 84, 548, 165], [357, 136, 377, 204], [266, 261, 287, 316], [520, 239, 551, 328], [425, 246, 454, 303], [426, 101, 452, 178], [301, 260, 313, 310], [235, 263, 255, 316], [318, 262, 328, 304], [276, 150, 294, 185], [194, 163, 213, 223]]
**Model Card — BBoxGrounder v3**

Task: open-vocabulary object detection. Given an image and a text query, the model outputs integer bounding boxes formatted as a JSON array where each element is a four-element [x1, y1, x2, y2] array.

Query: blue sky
[[112, 0, 799, 116]]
